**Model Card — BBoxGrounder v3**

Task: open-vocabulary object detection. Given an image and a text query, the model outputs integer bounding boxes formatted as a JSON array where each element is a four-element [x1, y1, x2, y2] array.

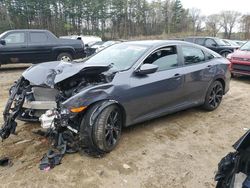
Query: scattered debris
[[15, 139, 32, 145], [123, 179, 128, 183], [0, 157, 12, 167], [123, 164, 131, 169]]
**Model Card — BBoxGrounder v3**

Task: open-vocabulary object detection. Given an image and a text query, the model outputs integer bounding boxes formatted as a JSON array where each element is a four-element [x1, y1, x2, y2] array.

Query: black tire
[[202, 81, 224, 111], [221, 51, 230, 58], [57, 52, 72, 62], [79, 102, 123, 155]]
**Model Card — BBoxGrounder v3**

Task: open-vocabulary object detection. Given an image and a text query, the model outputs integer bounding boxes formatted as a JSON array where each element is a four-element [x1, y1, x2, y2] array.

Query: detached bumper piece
[[0, 77, 30, 140]]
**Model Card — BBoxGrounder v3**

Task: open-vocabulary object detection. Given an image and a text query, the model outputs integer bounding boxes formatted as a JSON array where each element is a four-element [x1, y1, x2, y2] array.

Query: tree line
[[0, 0, 249, 40]]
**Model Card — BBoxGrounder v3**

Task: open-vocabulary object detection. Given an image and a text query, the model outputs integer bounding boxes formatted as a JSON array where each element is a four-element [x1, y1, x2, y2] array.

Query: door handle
[[173, 73, 181, 77], [173, 73, 182, 80], [206, 65, 212, 69]]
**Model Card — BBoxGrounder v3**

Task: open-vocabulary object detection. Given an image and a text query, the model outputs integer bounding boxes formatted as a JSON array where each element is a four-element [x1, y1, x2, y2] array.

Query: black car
[[1, 40, 230, 156], [184, 37, 238, 57], [0, 29, 85, 66]]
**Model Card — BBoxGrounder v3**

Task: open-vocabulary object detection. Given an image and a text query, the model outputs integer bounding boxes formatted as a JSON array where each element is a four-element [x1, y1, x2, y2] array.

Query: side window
[[195, 38, 205, 45], [143, 46, 178, 71], [30, 32, 48, 43], [182, 46, 205, 65], [4, 32, 25, 44], [205, 39, 217, 47], [204, 51, 215, 60]]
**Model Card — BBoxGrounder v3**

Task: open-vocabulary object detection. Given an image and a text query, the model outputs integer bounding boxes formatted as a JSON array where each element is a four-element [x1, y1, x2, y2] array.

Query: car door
[[0, 31, 28, 63], [27, 31, 53, 63], [180, 45, 215, 104], [127, 45, 186, 123]]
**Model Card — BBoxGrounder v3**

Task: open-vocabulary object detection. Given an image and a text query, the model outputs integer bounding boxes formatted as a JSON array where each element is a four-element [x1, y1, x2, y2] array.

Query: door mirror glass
[[0, 39, 6, 45], [137, 64, 158, 75]]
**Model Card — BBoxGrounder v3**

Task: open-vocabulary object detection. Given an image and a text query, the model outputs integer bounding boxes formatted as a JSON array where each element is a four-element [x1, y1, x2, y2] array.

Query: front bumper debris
[[0, 77, 30, 140]]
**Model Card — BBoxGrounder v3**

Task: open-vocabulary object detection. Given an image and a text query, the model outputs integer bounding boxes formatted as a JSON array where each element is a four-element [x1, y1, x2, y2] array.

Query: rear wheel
[[203, 81, 224, 111], [57, 52, 72, 62]]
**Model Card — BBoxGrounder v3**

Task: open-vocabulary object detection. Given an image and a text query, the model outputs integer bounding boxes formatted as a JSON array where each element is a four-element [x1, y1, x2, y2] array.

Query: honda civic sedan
[[1, 40, 231, 155]]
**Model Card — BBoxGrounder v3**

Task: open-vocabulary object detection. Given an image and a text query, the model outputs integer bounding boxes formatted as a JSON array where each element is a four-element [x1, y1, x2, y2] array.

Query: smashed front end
[[0, 61, 116, 169]]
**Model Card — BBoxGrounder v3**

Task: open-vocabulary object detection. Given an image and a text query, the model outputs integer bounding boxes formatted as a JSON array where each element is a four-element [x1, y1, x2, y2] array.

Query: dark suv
[[0, 29, 85, 66], [184, 37, 238, 57]]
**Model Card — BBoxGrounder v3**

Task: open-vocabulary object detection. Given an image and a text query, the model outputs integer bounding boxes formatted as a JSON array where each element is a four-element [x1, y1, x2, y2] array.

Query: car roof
[[6, 29, 49, 32], [123, 40, 201, 47], [185, 36, 217, 39], [122, 40, 221, 57]]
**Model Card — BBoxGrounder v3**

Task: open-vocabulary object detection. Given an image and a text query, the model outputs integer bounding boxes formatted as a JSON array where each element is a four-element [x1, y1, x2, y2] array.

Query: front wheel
[[202, 81, 224, 111], [79, 103, 123, 155]]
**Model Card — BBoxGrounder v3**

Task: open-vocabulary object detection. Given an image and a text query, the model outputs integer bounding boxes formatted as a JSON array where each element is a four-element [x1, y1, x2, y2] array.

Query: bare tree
[[240, 14, 250, 40], [206, 14, 221, 37], [220, 11, 241, 39], [189, 7, 201, 35]]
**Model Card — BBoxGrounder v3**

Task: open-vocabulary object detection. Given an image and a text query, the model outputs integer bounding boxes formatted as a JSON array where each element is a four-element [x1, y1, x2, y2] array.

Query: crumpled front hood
[[22, 61, 111, 87]]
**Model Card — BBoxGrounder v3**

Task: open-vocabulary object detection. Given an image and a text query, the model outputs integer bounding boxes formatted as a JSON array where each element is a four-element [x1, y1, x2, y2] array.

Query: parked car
[[1, 40, 230, 156], [85, 41, 105, 56], [60, 35, 102, 46], [0, 29, 85, 66], [227, 41, 250, 76], [233, 40, 247, 46], [215, 129, 250, 188], [222, 39, 240, 48], [85, 40, 122, 56], [184, 37, 238, 57]]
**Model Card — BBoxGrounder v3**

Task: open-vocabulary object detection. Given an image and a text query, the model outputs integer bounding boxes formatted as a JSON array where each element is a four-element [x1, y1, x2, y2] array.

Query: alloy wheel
[[208, 83, 223, 108], [105, 110, 122, 148]]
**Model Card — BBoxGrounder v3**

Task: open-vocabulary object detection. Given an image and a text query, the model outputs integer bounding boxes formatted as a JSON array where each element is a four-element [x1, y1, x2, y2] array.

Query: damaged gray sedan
[[1, 40, 231, 156]]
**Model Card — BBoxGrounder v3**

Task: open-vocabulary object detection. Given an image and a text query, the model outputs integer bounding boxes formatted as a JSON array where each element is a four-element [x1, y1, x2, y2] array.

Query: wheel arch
[[219, 49, 233, 56], [52, 47, 76, 59], [214, 77, 226, 94], [85, 99, 127, 127]]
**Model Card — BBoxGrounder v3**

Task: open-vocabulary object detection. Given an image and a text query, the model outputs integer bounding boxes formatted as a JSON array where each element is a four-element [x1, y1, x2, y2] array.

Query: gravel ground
[[0, 65, 249, 188]]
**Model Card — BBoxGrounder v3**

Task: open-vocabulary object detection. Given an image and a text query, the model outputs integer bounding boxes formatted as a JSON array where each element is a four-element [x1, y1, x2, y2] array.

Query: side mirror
[[0, 39, 6, 45], [136, 64, 158, 75], [85, 44, 89, 48], [212, 43, 217, 47]]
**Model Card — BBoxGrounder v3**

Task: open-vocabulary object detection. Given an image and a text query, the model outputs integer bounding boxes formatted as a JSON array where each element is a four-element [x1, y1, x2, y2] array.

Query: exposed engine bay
[[0, 61, 116, 170]]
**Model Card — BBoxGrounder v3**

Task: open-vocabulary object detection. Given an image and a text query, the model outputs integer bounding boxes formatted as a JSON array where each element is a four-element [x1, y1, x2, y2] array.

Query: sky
[[181, 0, 250, 15]]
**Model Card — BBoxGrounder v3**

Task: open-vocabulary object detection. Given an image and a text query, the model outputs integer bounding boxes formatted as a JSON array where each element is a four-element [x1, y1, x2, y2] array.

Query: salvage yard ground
[[0, 65, 249, 188]]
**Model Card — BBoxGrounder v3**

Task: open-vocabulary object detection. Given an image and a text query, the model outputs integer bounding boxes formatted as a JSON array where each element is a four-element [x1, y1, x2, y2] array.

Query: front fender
[[62, 84, 115, 110]]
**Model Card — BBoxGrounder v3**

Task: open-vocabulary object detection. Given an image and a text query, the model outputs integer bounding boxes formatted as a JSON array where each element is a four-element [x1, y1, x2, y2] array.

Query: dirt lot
[[0, 65, 249, 188]]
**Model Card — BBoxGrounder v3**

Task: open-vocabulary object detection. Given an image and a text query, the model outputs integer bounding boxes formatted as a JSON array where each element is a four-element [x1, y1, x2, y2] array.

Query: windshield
[[84, 43, 150, 71], [0, 31, 7, 39], [215, 38, 228, 46], [240, 41, 250, 51]]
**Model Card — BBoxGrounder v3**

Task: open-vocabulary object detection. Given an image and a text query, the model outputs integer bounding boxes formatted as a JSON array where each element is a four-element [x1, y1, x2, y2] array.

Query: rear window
[[30, 32, 48, 43], [182, 46, 205, 65]]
